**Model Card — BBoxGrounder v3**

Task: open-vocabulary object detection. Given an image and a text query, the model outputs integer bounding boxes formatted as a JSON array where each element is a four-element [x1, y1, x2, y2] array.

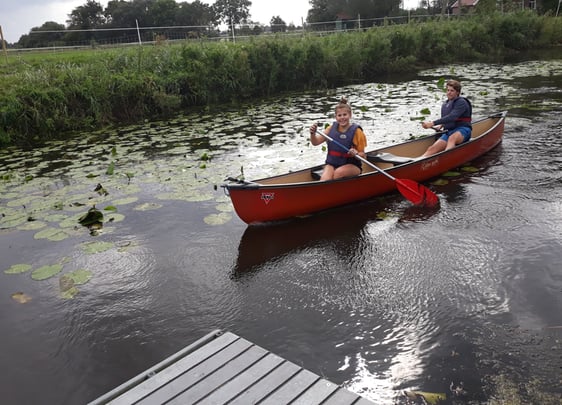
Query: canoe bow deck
[[224, 112, 507, 224]]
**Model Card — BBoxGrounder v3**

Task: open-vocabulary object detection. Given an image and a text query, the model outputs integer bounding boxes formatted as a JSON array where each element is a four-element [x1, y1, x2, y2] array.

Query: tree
[[308, 0, 402, 28], [66, 0, 106, 43], [175, 1, 216, 28], [308, 0, 334, 24], [270, 16, 287, 33], [67, 0, 106, 29], [213, 0, 252, 28], [17, 22, 66, 48], [146, 0, 179, 27]]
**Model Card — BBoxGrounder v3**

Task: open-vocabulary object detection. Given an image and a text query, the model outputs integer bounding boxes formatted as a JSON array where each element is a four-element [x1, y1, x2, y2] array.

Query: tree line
[[8, 0, 561, 48]]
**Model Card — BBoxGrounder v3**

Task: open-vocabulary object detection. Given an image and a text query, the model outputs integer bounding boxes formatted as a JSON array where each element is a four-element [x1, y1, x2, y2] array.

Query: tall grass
[[1, 11, 560, 147]]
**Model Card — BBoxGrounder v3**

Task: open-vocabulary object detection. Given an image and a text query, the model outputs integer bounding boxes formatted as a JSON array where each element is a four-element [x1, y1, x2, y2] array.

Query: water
[[1, 53, 561, 404]]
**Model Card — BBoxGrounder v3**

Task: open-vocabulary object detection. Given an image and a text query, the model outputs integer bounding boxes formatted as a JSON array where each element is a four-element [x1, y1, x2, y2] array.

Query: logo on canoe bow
[[260, 192, 275, 205]]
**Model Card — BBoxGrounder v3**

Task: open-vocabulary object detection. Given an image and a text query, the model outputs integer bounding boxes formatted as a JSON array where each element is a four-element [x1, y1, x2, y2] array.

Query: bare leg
[[420, 139, 447, 158], [333, 164, 361, 179], [445, 131, 465, 150], [320, 165, 335, 181]]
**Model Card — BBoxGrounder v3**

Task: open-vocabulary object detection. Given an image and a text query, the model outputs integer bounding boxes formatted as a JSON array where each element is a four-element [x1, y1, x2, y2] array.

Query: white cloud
[[0, 0, 420, 44], [2, 0, 311, 43], [1, 0, 107, 43]]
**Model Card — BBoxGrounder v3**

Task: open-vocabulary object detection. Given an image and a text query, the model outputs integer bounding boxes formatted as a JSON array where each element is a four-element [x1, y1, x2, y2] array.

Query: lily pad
[[461, 166, 479, 173], [60, 286, 80, 300], [442, 171, 461, 177], [214, 203, 233, 212], [134, 202, 162, 211], [111, 197, 138, 205], [31, 264, 63, 280], [0, 212, 29, 228], [59, 269, 93, 299], [431, 179, 449, 186], [80, 241, 114, 254], [11, 292, 32, 304], [104, 212, 125, 223], [63, 269, 93, 285], [17, 221, 47, 231], [204, 212, 231, 225], [403, 390, 446, 404], [4, 263, 33, 274], [34, 227, 70, 241]]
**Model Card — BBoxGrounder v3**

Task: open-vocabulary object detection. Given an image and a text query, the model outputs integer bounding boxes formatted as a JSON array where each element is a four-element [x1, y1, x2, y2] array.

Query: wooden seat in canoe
[[367, 152, 414, 165]]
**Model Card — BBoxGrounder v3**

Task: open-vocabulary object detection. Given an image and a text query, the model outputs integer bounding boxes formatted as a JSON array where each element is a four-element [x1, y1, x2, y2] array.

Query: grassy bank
[[1, 11, 561, 147]]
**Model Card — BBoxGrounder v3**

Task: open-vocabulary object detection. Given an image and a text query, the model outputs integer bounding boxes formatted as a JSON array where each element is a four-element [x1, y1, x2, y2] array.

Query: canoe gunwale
[[224, 111, 507, 224], [224, 111, 507, 192]]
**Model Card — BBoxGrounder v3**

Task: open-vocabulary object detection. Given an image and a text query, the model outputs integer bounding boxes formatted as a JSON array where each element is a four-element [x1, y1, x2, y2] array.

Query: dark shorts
[[439, 127, 472, 143], [328, 158, 362, 172]]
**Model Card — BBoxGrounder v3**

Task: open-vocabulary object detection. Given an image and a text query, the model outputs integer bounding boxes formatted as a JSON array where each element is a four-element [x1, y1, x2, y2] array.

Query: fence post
[[0, 25, 8, 64]]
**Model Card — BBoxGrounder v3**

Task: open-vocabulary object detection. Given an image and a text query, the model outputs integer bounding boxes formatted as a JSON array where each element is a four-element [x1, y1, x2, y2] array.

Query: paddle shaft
[[315, 129, 397, 182], [314, 128, 439, 206]]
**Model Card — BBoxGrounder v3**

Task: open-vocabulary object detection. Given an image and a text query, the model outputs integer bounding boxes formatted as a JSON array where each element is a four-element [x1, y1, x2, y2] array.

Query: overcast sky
[[1, 0, 314, 44]]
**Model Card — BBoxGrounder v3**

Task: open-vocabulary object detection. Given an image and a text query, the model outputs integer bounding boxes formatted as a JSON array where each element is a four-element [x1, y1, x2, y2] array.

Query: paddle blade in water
[[395, 179, 439, 207]]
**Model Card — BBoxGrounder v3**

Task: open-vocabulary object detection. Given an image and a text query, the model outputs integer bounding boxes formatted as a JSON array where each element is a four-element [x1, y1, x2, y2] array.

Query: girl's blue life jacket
[[325, 122, 362, 168]]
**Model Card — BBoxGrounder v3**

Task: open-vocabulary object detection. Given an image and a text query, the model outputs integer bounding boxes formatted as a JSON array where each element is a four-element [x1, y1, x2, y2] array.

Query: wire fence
[[5, 13, 451, 54]]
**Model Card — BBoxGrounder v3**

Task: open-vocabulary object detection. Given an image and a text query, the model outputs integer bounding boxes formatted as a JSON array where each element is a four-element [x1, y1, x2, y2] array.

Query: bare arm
[[309, 123, 327, 146]]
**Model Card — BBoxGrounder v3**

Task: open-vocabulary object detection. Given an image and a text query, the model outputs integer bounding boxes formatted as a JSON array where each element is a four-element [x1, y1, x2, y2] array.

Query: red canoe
[[223, 111, 507, 224]]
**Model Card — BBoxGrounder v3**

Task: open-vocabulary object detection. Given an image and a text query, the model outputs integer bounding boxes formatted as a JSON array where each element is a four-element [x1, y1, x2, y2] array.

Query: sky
[[0, 0, 314, 44]]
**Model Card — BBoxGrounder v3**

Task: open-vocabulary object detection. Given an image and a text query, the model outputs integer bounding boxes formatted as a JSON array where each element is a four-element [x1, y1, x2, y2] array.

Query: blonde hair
[[335, 97, 351, 114]]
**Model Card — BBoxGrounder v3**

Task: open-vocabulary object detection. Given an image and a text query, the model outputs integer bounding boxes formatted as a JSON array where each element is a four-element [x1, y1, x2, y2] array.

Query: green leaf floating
[[5, 263, 33, 274], [32, 264, 63, 280], [204, 212, 231, 225], [34, 227, 70, 241], [64, 269, 92, 285], [431, 179, 449, 186], [80, 241, 114, 254], [106, 161, 115, 175], [79, 207, 104, 226], [404, 390, 446, 404], [442, 171, 461, 177], [59, 269, 93, 299]]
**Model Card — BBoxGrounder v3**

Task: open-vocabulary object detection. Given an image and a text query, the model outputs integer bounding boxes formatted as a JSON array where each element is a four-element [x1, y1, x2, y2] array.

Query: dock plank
[[196, 353, 285, 404], [95, 330, 237, 405], [258, 368, 320, 404], [135, 337, 254, 405], [88, 330, 376, 405], [166, 345, 269, 404], [322, 386, 367, 404], [291, 378, 340, 404], [227, 360, 301, 404]]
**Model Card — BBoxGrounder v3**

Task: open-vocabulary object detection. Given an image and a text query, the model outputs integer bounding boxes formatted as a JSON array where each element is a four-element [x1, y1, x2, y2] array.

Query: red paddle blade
[[395, 178, 439, 207]]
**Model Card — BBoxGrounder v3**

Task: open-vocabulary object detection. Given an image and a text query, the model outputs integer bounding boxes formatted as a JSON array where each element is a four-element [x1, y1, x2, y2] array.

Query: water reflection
[[231, 200, 388, 277], [1, 56, 562, 405]]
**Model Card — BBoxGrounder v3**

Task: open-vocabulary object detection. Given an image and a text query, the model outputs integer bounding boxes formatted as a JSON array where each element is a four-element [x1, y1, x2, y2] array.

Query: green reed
[[1, 11, 560, 147]]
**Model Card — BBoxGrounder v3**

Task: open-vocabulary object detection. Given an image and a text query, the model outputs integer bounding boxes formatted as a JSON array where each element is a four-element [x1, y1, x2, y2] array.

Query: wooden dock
[[89, 329, 375, 404]]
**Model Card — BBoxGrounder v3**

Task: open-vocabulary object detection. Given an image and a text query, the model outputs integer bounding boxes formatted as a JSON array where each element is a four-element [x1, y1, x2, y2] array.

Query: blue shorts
[[439, 127, 472, 143]]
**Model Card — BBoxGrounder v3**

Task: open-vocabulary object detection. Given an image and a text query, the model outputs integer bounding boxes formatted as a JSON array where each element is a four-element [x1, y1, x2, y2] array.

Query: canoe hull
[[224, 112, 506, 224]]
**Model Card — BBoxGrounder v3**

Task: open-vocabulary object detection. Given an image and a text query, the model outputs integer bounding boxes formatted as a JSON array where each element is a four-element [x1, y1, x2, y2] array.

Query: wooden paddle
[[315, 129, 439, 207]]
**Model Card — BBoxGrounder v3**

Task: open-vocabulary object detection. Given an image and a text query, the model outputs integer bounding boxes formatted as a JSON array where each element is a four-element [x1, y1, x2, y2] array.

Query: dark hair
[[446, 79, 462, 93]]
